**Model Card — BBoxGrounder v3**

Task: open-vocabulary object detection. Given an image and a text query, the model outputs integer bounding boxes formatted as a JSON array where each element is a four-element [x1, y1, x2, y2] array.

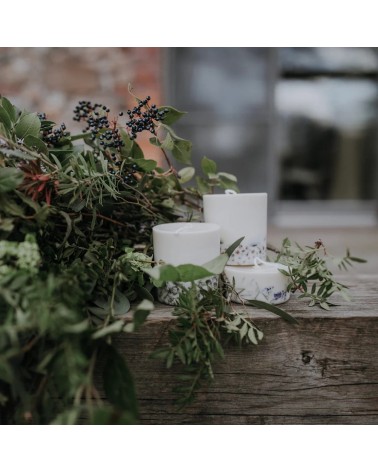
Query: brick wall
[[0, 47, 164, 156]]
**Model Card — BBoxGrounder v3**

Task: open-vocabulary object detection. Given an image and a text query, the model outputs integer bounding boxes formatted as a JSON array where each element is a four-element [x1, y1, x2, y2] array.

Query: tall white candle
[[224, 260, 290, 305], [153, 222, 220, 265], [203, 192, 267, 265]]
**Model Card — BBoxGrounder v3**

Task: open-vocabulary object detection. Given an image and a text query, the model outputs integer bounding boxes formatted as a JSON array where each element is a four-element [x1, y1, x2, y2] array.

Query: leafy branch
[[272, 238, 366, 309]]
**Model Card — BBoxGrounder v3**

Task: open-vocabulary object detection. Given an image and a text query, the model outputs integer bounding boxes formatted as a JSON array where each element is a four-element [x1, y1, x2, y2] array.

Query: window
[[167, 47, 378, 225]]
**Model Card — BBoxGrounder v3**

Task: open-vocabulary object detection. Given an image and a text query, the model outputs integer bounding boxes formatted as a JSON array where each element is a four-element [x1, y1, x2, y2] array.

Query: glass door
[[275, 47, 378, 226], [166, 47, 378, 226]]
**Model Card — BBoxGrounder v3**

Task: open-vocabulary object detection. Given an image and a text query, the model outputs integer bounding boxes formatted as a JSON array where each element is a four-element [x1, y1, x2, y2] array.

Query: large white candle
[[153, 222, 220, 265], [224, 260, 290, 305], [203, 192, 267, 265], [152, 222, 221, 306]]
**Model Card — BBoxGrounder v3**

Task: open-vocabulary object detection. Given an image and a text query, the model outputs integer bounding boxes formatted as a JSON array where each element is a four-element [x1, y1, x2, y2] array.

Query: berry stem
[[160, 147, 179, 177], [70, 133, 93, 141]]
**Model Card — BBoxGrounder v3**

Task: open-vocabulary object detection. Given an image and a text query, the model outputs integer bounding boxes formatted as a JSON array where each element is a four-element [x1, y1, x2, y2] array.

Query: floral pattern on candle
[[224, 262, 291, 306], [223, 239, 266, 265], [158, 276, 219, 306]]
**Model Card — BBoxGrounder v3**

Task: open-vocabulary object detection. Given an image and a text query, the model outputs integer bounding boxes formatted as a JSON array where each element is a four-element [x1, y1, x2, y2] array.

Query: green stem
[[70, 133, 92, 141]]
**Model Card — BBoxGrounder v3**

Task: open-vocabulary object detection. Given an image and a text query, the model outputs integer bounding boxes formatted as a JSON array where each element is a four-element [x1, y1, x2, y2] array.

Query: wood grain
[[112, 274, 378, 424]]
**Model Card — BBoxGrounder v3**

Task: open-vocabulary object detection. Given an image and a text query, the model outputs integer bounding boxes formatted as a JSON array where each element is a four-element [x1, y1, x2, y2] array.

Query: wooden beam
[[113, 275, 378, 424]]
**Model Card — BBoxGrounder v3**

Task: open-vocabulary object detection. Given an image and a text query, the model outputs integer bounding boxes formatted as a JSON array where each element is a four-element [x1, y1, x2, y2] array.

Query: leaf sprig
[[272, 238, 366, 309]]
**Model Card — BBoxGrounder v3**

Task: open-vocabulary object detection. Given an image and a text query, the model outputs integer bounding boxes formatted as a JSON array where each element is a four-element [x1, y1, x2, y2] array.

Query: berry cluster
[[39, 120, 69, 146], [108, 157, 140, 185], [73, 101, 124, 151], [125, 96, 168, 140]]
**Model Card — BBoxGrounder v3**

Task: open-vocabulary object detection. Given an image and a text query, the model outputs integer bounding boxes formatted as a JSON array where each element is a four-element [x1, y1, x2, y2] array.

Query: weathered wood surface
[[114, 274, 378, 424]]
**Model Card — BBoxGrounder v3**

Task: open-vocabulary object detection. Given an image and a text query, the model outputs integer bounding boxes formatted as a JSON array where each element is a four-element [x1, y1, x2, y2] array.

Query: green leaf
[[63, 319, 89, 334], [202, 237, 245, 274], [225, 237, 244, 257], [89, 290, 130, 316], [103, 345, 139, 418], [0, 168, 24, 193], [172, 137, 192, 164], [149, 137, 161, 147], [246, 299, 299, 325], [201, 156, 217, 175], [92, 320, 125, 339], [158, 106, 187, 125], [161, 133, 175, 151], [240, 322, 248, 340], [218, 173, 239, 192], [145, 263, 213, 283], [196, 176, 211, 195], [24, 135, 48, 154], [0, 106, 12, 130], [124, 299, 154, 333], [178, 166, 195, 184], [1, 97, 17, 122], [133, 158, 157, 172], [131, 141, 144, 160], [203, 254, 229, 275], [145, 264, 180, 282], [349, 256, 367, 263], [217, 172, 237, 182], [247, 327, 258, 345], [15, 113, 41, 139]]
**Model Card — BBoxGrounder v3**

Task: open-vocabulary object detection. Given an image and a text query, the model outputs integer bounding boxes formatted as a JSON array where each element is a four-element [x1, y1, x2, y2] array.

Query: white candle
[[152, 222, 221, 306], [203, 192, 267, 265], [153, 222, 220, 265], [224, 260, 290, 305]]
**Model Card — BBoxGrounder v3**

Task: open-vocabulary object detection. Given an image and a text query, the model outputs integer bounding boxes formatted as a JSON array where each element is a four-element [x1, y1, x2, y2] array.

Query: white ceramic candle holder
[[203, 192, 267, 265], [224, 258, 291, 305], [153, 222, 221, 306]]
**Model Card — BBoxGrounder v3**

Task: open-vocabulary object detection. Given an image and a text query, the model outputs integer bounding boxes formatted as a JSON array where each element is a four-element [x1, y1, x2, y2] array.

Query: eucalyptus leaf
[[217, 172, 237, 182], [178, 166, 195, 184], [248, 327, 258, 344], [246, 299, 299, 325]]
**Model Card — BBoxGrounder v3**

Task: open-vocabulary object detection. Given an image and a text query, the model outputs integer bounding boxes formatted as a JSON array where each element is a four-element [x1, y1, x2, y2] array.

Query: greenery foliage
[[0, 93, 365, 424]]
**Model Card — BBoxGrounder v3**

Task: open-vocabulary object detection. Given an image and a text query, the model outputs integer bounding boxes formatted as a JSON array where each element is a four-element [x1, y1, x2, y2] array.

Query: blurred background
[[1, 47, 377, 273]]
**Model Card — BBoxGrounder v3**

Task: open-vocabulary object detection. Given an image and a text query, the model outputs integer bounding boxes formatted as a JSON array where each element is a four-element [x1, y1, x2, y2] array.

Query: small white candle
[[153, 222, 220, 265], [203, 192, 267, 265], [224, 260, 290, 305]]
